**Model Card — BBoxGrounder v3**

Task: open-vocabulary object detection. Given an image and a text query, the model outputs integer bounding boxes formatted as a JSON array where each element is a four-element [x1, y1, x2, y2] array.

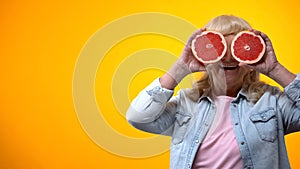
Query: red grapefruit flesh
[[191, 31, 227, 64], [231, 31, 266, 64]]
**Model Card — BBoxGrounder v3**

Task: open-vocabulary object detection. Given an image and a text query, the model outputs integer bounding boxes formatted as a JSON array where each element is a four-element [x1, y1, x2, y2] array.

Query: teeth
[[221, 65, 237, 68], [220, 64, 238, 70]]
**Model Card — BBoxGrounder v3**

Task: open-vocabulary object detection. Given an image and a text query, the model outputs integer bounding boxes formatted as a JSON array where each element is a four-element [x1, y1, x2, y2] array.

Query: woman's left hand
[[239, 30, 279, 77]]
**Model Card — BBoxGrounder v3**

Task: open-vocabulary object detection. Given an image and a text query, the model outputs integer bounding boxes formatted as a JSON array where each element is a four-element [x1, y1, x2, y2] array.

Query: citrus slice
[[191, 31, 227, 64], [231, 31, 266, 64]]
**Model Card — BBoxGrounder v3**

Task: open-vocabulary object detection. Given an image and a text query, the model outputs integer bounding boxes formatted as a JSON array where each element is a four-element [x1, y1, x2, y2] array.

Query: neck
[[211, 82, 242, 97]]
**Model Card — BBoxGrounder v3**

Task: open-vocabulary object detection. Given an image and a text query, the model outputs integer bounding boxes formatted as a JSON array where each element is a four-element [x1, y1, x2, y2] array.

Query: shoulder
[[179, 88, 203, 103], [245, 82, 282, 103]]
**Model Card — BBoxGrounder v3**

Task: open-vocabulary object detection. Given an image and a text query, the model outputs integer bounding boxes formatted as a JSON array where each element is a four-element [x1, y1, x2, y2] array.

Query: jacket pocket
[[249, 108, 278, 142], [172, 112, 191, 144]]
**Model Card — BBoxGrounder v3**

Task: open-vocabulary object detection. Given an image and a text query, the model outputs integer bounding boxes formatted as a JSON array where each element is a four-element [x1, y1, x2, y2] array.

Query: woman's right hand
[[177, 28, 206, 73], [160, 29, 206, 89]]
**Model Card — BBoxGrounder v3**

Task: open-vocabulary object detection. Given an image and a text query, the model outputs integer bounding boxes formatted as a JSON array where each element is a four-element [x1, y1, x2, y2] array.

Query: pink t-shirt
[[192, 96, 243, 169]]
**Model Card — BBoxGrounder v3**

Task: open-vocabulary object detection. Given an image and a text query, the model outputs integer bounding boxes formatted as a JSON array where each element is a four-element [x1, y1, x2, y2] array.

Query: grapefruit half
[[191, 31, 227, 64], [231, 31, 266, 64]]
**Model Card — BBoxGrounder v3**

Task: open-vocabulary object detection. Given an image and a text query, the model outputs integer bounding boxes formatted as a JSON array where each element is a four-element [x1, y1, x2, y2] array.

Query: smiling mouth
[[220, 64, 238, 70]]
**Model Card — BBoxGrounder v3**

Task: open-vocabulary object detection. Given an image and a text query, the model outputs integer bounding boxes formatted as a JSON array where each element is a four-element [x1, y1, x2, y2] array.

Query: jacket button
[[241, 141, 245, 145]]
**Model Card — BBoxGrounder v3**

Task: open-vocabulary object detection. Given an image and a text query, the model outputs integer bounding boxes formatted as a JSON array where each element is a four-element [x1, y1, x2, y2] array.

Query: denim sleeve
[[280, 74, 300, 134], [284, 74, 300, 104], [126, 78, 178, 135]]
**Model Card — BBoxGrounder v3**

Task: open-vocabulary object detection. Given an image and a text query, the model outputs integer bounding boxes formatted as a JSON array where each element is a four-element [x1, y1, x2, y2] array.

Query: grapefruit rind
[[231, 31, 266, 64], [191, 31, 227, 64]]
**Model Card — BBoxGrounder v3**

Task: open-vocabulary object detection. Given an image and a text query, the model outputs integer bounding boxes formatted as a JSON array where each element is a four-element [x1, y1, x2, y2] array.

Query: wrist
[[160, 62, 190, 89], [267, 63, 296, 87], [170, 61, 191, 82], [267, 62, 282, 79]]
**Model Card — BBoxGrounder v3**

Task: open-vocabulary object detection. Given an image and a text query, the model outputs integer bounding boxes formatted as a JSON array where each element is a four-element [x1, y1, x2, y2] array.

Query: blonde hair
[[189, 15, 267, 103], [205, 15, 252, 35]]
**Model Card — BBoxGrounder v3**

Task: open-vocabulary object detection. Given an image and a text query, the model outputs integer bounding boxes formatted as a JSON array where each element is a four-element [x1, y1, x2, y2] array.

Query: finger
[[196, 62, 206, 72], [251, 29, 268, 42], [249, 29, 261, 36], [200, 28, 206, 32], [253, 30, 269, 42], [198, 66, 207, 72], [260, 32, 272, 43], [238, 62, 248, 67], [191, 29, 203, 37], [252, 30, 274, 50], [259, 32, 274, 50], [186, 28, 205, 48], [238, 62, 255, 70], [189, 28, 205, 41]]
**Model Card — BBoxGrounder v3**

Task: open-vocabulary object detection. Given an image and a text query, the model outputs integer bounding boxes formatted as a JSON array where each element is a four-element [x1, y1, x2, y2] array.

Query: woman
[[126, 15, 299, 169]]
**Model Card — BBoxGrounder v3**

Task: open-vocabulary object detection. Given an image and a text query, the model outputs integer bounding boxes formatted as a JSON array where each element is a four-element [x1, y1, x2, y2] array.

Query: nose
[[222, 47, 231, 61], [221, 45, 236, 63], [221, 35, 238, 63]]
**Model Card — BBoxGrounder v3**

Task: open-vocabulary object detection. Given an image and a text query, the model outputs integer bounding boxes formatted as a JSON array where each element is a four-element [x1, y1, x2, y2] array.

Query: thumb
[[239, 62, 254, 71]]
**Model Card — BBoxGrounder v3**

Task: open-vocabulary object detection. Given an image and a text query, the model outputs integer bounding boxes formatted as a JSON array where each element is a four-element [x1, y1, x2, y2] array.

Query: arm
[[268, 63, 296, 88], [279, 74, 300, 134], [242, 30, 299, 133], [126, 78, 178, 135], [126, 29, 206, 134], [258, 30, 296, 87], [240, 30, 296, 87], [160, 29, 206, 90]]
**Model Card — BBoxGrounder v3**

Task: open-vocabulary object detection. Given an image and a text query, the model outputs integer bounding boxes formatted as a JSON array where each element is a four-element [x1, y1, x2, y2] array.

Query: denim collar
[[198, 88, 249, 103]]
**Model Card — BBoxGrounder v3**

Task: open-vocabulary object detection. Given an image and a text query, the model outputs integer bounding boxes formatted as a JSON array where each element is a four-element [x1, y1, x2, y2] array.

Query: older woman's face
[[206, 34, 250, 95], [221, 34, 249, 80]]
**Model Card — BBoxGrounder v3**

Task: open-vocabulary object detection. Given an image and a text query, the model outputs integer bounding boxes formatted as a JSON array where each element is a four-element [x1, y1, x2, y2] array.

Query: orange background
[[1, 0, 300, 169]]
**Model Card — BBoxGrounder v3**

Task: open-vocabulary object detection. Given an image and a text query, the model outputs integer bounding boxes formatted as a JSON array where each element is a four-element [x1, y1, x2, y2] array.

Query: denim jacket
[[126, 74, 300, 169]]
